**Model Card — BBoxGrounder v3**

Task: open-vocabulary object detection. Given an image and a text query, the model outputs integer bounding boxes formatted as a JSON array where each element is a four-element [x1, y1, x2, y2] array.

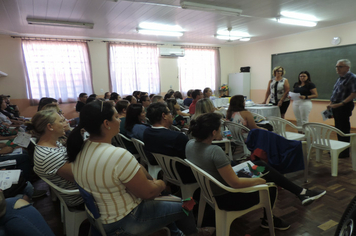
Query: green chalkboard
[[271, 44, 356, 100]]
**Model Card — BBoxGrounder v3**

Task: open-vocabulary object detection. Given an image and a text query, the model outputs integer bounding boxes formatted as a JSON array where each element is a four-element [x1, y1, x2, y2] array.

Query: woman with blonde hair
[[262, 66, 290, 118], [27, 110, 84, 208], [192, 98, 215, 120]]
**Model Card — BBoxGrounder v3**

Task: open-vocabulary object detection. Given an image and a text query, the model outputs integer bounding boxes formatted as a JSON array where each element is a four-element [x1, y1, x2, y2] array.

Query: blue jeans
[[0, 197, 55, 236], [103, 200, 197, 236]]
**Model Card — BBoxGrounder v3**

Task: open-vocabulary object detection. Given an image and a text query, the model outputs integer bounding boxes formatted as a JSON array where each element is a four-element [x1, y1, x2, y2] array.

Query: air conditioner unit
[[159, 48, 185, 57]]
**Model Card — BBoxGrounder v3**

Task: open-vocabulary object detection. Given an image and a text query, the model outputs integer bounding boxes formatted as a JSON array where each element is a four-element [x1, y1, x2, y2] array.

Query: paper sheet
[[289, 92, 301, 101], [13, 132, 31, 148], [0, 170, 21, 185]]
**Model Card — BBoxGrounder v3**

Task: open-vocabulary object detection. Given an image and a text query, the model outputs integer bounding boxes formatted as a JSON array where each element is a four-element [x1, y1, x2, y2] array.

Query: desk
[[212, 98, 229, 107], [245, 105, 281, 118]]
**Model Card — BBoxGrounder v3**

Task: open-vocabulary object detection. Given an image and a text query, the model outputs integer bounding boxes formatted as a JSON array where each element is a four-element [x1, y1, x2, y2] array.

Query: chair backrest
[[131, 138, 150, 166], [267, 116, 300, 138], [112, 133, 131, 149], [250, 112, 266, 122], [302, 122, 345, 149], [224, 121, 250, 146], [76, 183, 107, 236], [184, 160, 218, 208], [39, 175, 80, 195], [152, 153, 188, 186]]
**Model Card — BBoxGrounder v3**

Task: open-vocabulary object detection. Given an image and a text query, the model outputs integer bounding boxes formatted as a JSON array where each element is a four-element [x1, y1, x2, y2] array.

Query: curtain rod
[[173, 45, 220, 49], [103, 41, 163, 45], [11, 36, 92, 42]]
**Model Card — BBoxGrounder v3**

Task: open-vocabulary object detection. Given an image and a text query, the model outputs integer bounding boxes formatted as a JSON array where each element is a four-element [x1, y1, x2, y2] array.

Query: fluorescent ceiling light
[[216, 30, 250, 38], [277, 17, 317, 27], [215, 35, 241, 40], [240, 38, 251, 41], [180, 1, 242, 16], [139, 22, 183, 31], [280, 11, 318, 21], [137, 22, 184, 37], [27, 18, 94, 29], [137, 29, 183, 36]]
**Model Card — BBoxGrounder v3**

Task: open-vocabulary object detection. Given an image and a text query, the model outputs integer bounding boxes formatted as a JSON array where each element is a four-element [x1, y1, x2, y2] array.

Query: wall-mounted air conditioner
[[159, 48, 185, 57], [0, 71, 8, 77]]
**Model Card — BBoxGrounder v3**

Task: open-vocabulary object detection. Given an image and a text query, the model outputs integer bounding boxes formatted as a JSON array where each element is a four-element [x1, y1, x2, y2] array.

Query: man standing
[[327, 59, 356, 158], [75, 93, 88, 112], [143, 103, 195, 183], [189, 89, 203, 115]]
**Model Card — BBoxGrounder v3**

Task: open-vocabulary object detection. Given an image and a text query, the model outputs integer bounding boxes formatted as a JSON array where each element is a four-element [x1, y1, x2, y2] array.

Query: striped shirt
[[330, 71, 356, 103], [72, 140, 141, 224], [34, 142, 84, 207]]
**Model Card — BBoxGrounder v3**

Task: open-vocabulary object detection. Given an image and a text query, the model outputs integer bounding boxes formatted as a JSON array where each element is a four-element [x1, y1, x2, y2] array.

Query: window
[[178, 47, 221, 94], [109, 43, 160, 96], [22, 40, 93, 104]]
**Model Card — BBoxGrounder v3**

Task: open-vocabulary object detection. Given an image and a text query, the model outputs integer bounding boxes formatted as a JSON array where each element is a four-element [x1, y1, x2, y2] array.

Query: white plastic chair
[[302, 122, 356, 177], [224, 121, 251, 160], [185, 160, 275, 236], [152, 153, 199, 199], [131, 138, 161, 179], [112, 133, 140, 160], [39, 176, 87, 236], [267, 116, 305, 141], [250, 112, 266, 122]]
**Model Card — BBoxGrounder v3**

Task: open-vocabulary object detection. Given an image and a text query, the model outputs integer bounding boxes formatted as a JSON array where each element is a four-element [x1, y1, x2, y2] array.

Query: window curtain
[[178, 47, 221, 95], [108, 43, 160, 96], [22, 40, 93, 104]]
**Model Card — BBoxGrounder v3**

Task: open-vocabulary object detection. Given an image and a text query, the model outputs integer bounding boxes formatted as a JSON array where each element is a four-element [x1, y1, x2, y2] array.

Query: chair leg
[[302, 141, 308, 183], [215, 210, 227, 236], [197, 194, 206, 228], [315, 149, 322, 162], [331, 150, 339, 177]]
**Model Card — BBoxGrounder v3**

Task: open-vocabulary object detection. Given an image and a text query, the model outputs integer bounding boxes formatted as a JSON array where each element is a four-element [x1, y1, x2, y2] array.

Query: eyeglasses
[[299, 75, 307, 78], [276, 70, 283, 73], [336, 66, 346, 68]]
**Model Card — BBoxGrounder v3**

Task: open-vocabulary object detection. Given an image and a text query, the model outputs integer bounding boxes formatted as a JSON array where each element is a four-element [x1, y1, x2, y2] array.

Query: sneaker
[[298, 189, 326, 206], [197, 227, 215, 236], [260, 216, 290, 231], [32, 189, 47, 199]]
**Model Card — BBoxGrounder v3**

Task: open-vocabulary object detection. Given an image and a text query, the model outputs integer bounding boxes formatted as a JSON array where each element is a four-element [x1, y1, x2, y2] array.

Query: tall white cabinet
[[228, 73, 251, 99]]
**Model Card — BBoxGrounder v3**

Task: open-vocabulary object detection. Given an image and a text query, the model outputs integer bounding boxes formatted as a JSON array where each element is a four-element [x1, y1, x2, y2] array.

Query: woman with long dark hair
[[66, 100, 199, 236], [125, 103, 148, 140], [226, 95, 266, 130], [186, 113, 326, 231], [291, 71, 318, 126]]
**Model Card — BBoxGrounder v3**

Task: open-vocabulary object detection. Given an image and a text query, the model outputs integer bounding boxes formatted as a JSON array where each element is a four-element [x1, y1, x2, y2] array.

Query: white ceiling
[[1, 0, 356, 45]]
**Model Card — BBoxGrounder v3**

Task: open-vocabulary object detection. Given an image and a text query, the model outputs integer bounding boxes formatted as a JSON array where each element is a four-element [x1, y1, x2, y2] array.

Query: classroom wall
[[0, 35, 236, 119], [233, 21, 356, 128]]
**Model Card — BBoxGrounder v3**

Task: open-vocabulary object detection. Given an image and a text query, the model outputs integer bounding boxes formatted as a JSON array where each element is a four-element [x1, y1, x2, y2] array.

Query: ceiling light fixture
[[180, 1, 242, 17], [137, 23, 184, 37], [27, 18, 94, 29], [276, 17, 317, 27], [215, 28, 250, 42], [280, 11, 318, 21]]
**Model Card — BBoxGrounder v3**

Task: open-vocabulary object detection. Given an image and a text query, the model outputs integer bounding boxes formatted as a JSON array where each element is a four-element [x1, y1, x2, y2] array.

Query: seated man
[[151, 95, 164, 103], [75, 93, 87, 112], [183, 89, 194, 107], [143, 102, 195, 183]]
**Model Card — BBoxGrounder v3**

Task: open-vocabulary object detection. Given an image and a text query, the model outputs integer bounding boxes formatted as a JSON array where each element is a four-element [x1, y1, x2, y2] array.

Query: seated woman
[[125, 103, 148, 141], [27, 110, 84, 208], [174, 91, 184, 106], [186, 113, 326, 230], [109, 92, 121, 104], [124, 95, 137, 104], [0, 97, 23, 127], [226, 95, 266, 130], [66, 100, 200, 236], [203, 87, 213, 99], [164, 91, 175, 101], [166, 99, 188, 129], [191, 98, 216, 120]]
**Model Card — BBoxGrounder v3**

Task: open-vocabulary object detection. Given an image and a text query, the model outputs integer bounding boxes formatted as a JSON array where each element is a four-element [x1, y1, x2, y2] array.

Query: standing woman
[[263, 66, 290, 118], [66, 101, 200, 236], [292, 71, 318, 126]]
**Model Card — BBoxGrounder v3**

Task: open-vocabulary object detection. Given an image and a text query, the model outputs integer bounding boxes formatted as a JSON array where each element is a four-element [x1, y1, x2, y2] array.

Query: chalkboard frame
[[271, 44, 356, 100]]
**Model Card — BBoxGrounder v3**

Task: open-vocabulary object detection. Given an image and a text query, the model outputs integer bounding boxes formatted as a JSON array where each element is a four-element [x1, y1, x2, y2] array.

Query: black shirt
[[75, 101, 85, 112], [293, 82, 316, 96]]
